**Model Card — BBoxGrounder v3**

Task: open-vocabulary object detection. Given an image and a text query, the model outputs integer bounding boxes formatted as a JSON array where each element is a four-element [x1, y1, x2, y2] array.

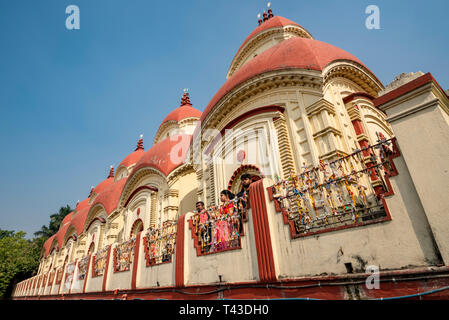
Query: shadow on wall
[[179, 189, 198, 217]]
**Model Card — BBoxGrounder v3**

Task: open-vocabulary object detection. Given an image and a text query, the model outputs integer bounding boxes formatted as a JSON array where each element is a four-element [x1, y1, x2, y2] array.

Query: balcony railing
[[143, 220, 177, 266], [77, 256, 89, 280], [269, 138, 396, 237], [189, 197, 247, 256], [92, 246, 109, 277], [113, 238, 136, 273]]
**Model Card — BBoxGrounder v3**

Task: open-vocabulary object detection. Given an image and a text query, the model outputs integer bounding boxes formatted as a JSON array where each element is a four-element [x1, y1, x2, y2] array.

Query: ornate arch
[[130, 218, 144, 238], [227, 164, 264, 194], [84, 204, 107, 234], [119, 167, 166, 210]]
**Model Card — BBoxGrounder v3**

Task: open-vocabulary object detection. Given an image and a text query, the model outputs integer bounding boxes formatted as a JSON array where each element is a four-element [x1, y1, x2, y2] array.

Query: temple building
[[12, 8, 449, 300]]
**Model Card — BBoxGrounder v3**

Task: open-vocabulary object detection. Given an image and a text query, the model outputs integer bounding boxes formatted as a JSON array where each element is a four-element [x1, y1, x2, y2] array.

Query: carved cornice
[[167, 163, 195, 186], [312, 126, 342, 139], [323, 61, 384, 97], [306, 98, 336, 116]]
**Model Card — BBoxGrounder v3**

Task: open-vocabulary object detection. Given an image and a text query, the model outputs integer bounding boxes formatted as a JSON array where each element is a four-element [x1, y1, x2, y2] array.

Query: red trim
[[374, 73, 449, 108], [82, 255, 92, 293], [205, 105, 285, 154], [351, 119, 364, 136], [131, 232, 142, 289], [248, 180, 277, 282], [124, 186, 158, 208], [102, 245, 112, 292], [85, 217, 106, 233], [17, 266, 449, 300], [129, 218, 144, 238], [175, 214, 186, 288], [342, 92, 375, 104], [227, 164, 264, 190]]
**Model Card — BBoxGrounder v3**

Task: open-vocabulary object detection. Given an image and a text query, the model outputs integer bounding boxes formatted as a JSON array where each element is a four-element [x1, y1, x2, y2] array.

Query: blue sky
[[1, 0, 448, 238]]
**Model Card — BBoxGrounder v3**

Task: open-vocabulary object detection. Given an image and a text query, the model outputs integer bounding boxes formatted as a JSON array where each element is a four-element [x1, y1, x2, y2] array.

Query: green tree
[[1, 205, 72, 299], [0, 230, 40, 299], [34, 205, 71, 239]]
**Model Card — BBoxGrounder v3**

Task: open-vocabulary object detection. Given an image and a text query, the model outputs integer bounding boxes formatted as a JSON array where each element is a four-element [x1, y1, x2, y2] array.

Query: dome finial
[[267, 2, 274, 18], [263, 10, 268, 22], [180, 88, 191, 106], [108, 165, 114, 178], [257, 13, 262, 25], [135, 134, 144, 151]]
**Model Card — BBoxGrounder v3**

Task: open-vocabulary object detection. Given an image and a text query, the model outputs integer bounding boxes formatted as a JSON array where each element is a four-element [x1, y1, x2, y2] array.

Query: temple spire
[[108, 165, 114, 178], [135, 134, 144, 151], [257, 2, 274, 25], [180, 88, 191, 106]]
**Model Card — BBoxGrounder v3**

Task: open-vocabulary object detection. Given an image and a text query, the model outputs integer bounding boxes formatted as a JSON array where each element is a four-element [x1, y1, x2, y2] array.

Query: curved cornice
[[323, 60, 384, 97], [119, 167, 166, 210]]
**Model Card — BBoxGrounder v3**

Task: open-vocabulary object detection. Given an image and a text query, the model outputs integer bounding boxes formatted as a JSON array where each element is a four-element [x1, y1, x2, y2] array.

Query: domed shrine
[[13, 6, 449, 300]]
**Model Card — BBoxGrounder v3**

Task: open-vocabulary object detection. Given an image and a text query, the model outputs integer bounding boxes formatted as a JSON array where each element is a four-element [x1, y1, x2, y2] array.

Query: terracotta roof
[[75, 198, 89, 212], [91, 178, 128, 215], [93, 177, 114, 195], [70, 206, 91, 235], [119, 137, 145, 168], [201, 37, 366, 122], [160, 104, 202, 127], [236, 16, 305, 56], [43, 234, 57, 257], [61, 211, 73, 224], [119, 149, 145, 168], [131, 134, 193, 177], [55, 222, 72, 248]]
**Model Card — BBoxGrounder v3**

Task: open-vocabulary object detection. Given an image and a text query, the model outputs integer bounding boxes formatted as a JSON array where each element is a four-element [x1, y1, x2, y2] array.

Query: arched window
[[130, 219, 144, 238], [228, 164, 263, 195]]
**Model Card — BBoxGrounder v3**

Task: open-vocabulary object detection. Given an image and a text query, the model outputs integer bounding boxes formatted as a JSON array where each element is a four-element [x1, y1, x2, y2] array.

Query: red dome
[[55, 222, 72, 248], [160, 104, 202, 127], [70, 206, 91, 235], [236, 16, 306, 56], [91, 178, 128, 215], [93, 177, 114, 195], [201, 37, 366, 122], [75, 198, 89, 212], [43, 234, 57, 257], [119, 149, 145, 168], [61, 211, 73, 224], [119, 137, 145, 168], [131, 134, 192, 176]]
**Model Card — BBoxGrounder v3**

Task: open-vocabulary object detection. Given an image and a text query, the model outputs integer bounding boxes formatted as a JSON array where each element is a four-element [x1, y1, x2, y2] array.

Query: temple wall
[[136, 233, 176, 288], [379, 81, 449, 264], [104, 243, 133, 291], [182, 210, 259, 286]]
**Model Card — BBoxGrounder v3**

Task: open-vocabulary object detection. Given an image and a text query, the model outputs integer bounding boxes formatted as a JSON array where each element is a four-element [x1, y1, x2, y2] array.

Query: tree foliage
[[1, 205, 71, 299], [34, 205, 71, 239]]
